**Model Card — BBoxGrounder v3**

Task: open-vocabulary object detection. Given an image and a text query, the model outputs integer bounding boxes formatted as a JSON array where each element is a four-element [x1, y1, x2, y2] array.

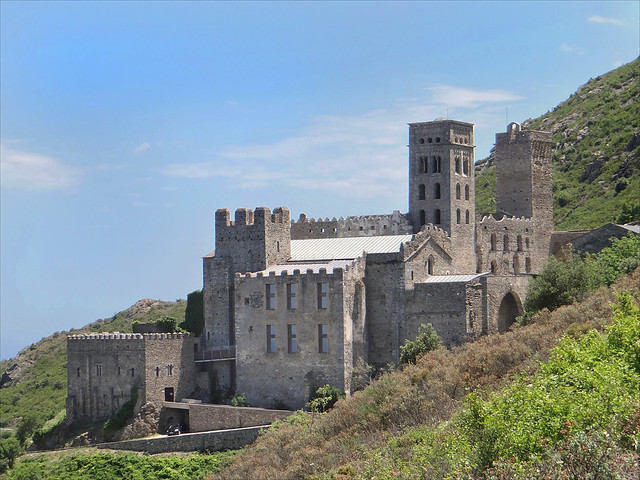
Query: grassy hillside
[[475, 57, 640, 229], [0, 299, 186, 431], [213, 268, 640, 480]]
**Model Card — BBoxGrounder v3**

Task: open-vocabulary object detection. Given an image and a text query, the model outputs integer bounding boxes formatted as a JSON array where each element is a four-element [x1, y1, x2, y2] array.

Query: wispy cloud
[[588, 15, 623, 26], [157, 86, 522, 201], [133, 142, 151, 155], [0, 145, 81, 190], [559, 43, 584, 55]]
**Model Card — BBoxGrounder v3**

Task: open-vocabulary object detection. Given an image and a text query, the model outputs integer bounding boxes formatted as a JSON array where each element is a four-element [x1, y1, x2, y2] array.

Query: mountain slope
[[476, 57, 640, 229], [0, 299, 186, 430]]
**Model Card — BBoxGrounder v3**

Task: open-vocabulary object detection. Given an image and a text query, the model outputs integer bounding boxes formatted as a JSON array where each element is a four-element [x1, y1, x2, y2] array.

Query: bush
[[16, 415, 41, 446], [0, 435, 20, 473], [399, 323, 441, 365], [230, 394, 249, 407], [155, 316, 184, 333], [180, 290, 204, 336], [307, 384, 344, 413]]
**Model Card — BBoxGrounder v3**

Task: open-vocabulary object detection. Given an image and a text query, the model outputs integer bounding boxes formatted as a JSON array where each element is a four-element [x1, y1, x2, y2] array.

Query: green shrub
[[230, 394, 249, 407], [307, 384, 344, 413], [399, 323, 441, 365], [16, 414, 41, 446], [180, 290, 204, 336], [0, 435, 20, 473], [131, 320, 140, 333], [155, 316, 184, 333]]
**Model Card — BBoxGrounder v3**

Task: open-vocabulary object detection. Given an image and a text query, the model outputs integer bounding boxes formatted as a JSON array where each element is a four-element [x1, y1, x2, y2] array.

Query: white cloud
[[0, 145, 81, 190], [559, 43, 584, 55], [588, 15, 623, 26], [133, 142, 151, 155], [157, 85, 522, 201]]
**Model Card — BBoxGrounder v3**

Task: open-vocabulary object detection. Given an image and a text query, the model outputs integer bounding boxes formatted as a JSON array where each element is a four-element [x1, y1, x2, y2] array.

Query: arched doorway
[[497, 292, 522, 333]]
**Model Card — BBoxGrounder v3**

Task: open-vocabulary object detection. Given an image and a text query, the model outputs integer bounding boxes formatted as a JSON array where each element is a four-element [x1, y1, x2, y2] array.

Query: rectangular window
[[267, 325, 276, 353], [288, 324, 297, 353], [318, 324, 328, 353], [96, 364, 102, 376], [317, 282, 328, 309], [266, 284, 276, 310], [287, 283, 296, 310]]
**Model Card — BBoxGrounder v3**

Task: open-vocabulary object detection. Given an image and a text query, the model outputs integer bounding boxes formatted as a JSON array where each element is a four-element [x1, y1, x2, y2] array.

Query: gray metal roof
[[422, 273, 487, 283], [290, 235, 413, 261]]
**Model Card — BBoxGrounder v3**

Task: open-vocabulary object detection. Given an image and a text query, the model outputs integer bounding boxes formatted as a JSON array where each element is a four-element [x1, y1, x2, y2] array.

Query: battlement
[[67, 332, 190, 341], [496, 123, 553, 146], [291, 211, 411, 239], [216, 206, 290, 228]]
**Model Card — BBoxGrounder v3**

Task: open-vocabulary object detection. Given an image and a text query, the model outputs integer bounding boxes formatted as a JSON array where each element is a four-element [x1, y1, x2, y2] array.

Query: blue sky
[[1, 1, 638, 359]]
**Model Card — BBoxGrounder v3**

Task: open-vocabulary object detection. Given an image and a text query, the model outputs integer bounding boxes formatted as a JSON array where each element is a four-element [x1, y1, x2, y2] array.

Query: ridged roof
[[290, 235, 413, 261]]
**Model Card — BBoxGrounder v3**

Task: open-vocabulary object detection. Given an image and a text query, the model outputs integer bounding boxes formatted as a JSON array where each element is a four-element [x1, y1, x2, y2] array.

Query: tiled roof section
[[290, 235, 413, 262], [422, 273, 488, 283], [247, 260, 353, 277]]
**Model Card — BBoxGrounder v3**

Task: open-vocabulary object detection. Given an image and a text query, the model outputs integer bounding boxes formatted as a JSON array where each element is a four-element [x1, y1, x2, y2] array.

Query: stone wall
[[290, 211, 412, 239], [476, 214, 537, 274], [233, 259, 366, 409], [66, 333, 195, 423]]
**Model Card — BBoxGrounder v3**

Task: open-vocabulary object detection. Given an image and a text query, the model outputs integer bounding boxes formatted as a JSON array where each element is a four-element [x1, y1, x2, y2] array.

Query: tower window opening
[[465, 185, 470, 200], [456, 183, 461, 200], [503, 235, 510, 251], [490, 233, 497, 251], [465, 210, 470, 224], [434, 209, 441, 224], [419, 210, 426, 226], [434, 183, 441, 199], [418, 184, 426, 200], [456, 209, 461, 224], [463, 159, 469, 176], [455, 157, 461, 174], [517, 235, 523, 251]]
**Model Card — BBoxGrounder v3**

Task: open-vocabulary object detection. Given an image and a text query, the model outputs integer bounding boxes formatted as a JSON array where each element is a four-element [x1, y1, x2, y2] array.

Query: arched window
[[432, 156, 438, 173], [517, 235, 523, 251], [426, 257, 434, 275], [525, 237, 530, 248], [434, 209, 441, 224], [490, 260, 497, 273], [456, 209, 461, 224], [525, 257, 532, 273], [465, 210, 470, 224], [503, 235, 510, 251], [490, 233, 497, 251], [513, 255, 520, 274], [465, 185, 470, 200], [418, 184, 425, 200], [456, 183, 461, 199], [455, 157, 461, 174], [463, 158, 469, 176], [437, 156, 442, 172], [419, 210, 426, 226], [434, 183, 441, 199]]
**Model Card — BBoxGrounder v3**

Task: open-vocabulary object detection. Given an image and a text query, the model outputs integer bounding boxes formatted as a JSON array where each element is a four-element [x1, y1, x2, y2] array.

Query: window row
[[489, 234, 530, 252], [418, 209, 471, 226], [489, 256, 532, 274], [266, 282, 327, 310], [88, 364, 177, 377], [267, 324, 329, 354], [417, 183, 470, 201]]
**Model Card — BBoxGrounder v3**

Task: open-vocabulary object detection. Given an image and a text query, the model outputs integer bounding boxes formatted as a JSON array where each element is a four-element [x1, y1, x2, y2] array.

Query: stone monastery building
[[67, 119, 555, 419]]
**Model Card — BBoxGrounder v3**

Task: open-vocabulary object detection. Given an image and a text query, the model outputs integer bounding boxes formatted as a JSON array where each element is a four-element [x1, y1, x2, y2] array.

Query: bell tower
[[408, 119, 476, 272]]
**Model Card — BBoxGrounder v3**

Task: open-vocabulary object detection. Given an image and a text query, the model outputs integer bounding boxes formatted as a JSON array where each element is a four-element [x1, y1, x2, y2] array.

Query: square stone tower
[[408, 119, 476, 272]]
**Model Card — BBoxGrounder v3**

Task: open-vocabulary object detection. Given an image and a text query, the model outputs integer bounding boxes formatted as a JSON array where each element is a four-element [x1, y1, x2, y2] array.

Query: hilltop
[[476, 57, 639, 229]]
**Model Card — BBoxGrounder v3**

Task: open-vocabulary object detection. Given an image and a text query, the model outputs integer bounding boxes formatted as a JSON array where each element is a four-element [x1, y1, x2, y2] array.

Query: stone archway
[[497, 292, 523, 333]]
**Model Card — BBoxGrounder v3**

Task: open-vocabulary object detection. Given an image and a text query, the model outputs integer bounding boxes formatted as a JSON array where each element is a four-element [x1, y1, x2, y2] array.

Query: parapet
[[291, 211, 412, 239], [67, 332, 190, 341], [496, 124, 553, 146], [216, 206, 290, 228]]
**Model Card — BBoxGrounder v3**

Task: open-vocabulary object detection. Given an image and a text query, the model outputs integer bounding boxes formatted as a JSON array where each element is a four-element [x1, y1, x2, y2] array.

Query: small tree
[[399, 323, 441, 365], [180, 290, 204, 336], [155, 316, 183, 333], [308, 384, 344, 413]]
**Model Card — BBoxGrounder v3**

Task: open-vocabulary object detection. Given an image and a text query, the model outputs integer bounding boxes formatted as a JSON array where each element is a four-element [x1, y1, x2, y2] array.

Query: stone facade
[[66, 332, 196, 423], [69, 119, 561, 420]]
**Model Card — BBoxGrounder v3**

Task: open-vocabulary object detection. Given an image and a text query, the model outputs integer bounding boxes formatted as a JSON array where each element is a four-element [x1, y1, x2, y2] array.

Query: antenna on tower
[[505, 108, 508, 126]]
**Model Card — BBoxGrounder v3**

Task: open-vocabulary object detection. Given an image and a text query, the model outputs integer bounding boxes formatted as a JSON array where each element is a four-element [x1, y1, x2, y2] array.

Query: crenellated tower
[[408, 119, 476, 272]]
